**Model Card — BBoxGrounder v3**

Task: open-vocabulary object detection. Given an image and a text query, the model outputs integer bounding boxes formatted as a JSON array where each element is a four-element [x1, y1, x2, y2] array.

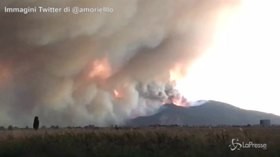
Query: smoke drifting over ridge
[[0, 0, 237, 127]]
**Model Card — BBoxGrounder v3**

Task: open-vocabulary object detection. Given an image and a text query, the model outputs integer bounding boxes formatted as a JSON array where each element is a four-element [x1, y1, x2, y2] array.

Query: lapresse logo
[[229, 138, 267, 151]]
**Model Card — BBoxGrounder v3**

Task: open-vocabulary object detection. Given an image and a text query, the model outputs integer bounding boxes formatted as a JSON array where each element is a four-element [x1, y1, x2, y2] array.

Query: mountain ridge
[[127, 100, 280, 126]]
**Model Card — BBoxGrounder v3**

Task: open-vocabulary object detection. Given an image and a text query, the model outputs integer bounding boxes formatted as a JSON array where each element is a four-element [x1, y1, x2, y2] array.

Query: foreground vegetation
[[0, 126, 279, 157]]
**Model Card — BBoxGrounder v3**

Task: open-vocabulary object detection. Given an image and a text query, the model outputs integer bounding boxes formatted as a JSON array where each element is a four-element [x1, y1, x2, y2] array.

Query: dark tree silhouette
[[33, 116, 39, 130]]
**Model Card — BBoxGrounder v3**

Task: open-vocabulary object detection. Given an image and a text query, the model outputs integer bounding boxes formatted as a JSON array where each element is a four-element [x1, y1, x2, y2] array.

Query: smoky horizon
[[1, 0, 279, 127]]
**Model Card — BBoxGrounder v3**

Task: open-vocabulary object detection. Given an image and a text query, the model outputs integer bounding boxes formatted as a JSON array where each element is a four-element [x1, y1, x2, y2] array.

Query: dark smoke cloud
[[0, 0, 237, 127]]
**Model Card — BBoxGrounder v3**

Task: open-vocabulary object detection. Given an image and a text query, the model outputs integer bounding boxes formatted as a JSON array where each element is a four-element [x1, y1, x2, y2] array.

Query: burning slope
[[128, 100, 280, 126]]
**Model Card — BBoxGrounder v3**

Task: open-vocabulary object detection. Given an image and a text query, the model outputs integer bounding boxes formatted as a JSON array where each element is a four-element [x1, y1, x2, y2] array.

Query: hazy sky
[[176, 0, 280, 116]]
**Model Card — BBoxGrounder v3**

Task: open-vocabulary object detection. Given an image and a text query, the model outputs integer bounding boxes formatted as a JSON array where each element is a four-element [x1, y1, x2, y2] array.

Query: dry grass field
[[0, 126, 279, 157]]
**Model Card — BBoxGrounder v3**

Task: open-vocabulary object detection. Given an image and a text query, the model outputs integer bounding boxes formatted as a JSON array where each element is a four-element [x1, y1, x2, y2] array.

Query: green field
[[0, 127, 279, 157]]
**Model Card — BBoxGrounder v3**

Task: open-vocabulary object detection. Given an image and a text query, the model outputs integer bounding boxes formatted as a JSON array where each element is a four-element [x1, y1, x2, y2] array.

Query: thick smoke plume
[[0, 0, 237, 127]]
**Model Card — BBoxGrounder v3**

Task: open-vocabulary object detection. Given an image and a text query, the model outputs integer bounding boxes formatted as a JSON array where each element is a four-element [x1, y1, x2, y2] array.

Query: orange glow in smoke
[[89, 58, 111, 80], [169, 64, 186, 84], [169, 63, 188, 91], [0, 64, 11, 86], [113, 89, 123, 99], [168, 64, 189, 107]]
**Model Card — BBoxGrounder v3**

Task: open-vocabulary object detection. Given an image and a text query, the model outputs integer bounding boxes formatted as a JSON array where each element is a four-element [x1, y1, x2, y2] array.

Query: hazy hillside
[[127, 101, 280, 126]]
